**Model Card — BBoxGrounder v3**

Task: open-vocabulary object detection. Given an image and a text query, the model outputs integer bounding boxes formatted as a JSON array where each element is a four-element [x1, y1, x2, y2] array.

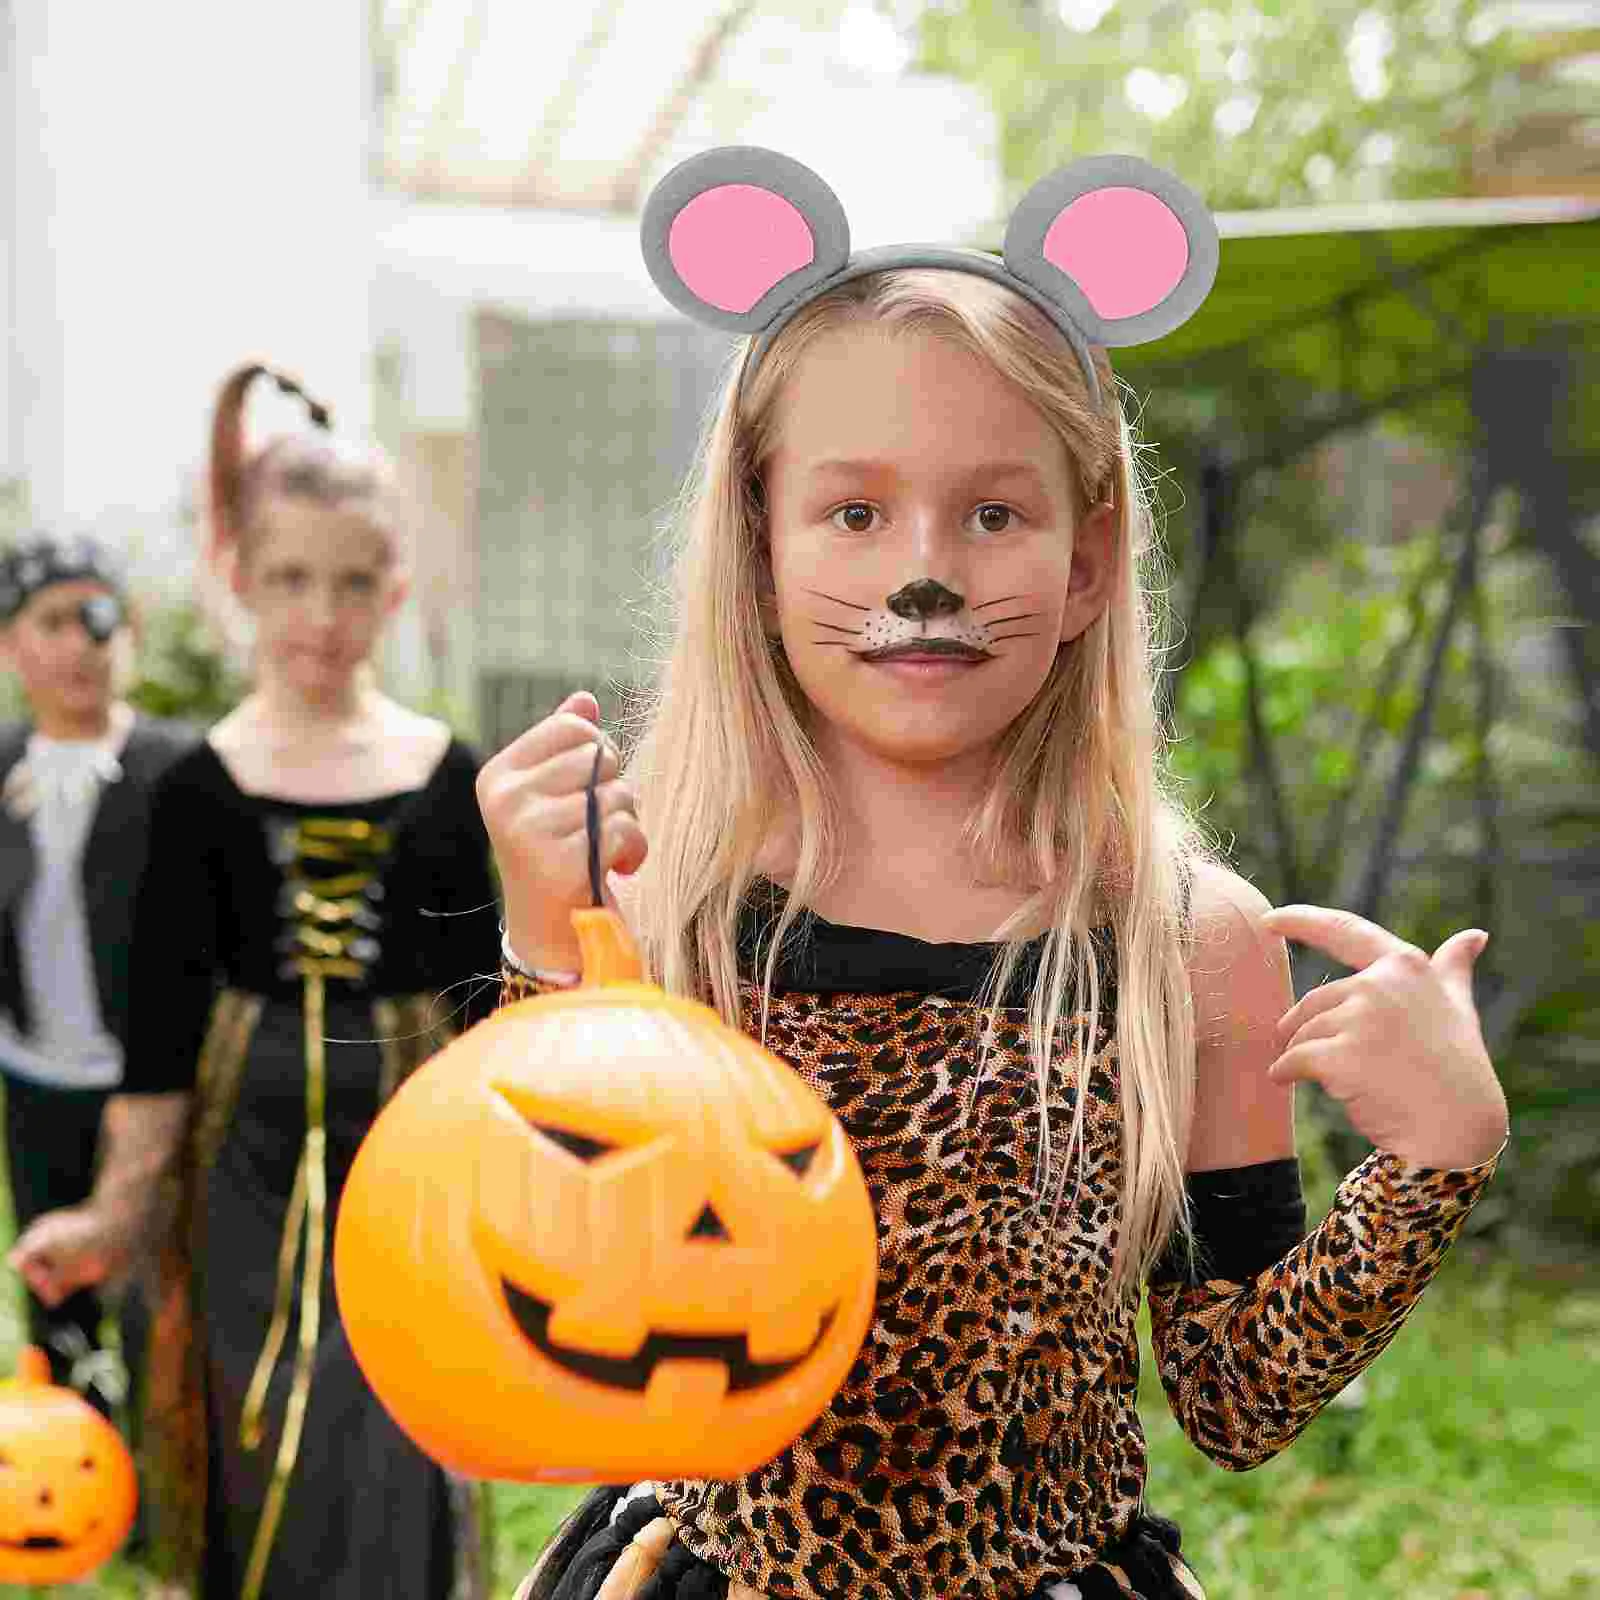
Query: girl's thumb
[[1434, 928, 1489, 999]]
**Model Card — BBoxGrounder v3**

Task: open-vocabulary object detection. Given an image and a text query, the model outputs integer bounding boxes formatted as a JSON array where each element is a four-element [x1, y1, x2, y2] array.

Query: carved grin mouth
[[501, 1279, 835, 1393], [1, 1536, 68, 1550], [859, 639, 990, 662]]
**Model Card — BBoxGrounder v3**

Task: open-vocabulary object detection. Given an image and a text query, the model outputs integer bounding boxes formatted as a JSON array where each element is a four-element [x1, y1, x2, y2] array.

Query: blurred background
[[2, 1, 1597, 1595]]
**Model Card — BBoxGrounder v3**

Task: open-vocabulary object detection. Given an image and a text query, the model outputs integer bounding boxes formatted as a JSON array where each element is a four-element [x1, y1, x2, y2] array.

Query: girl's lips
[[865, 655, 987, 681], [858, 643, 992, 664]]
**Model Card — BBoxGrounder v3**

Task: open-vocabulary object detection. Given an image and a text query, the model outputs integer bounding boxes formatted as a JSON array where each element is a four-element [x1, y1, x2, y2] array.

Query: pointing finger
[[1258, 904, 1420, 973]]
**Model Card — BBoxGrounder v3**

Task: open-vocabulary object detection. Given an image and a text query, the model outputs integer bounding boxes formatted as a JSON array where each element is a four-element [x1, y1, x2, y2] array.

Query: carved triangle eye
[[687, 1205, 730, 1241], [535, 1126, 615, 1163], [778, 1143, 819, 1177]]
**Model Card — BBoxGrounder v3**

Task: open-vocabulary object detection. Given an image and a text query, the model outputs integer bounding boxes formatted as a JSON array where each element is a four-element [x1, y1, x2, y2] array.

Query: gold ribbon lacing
[[239, 967, 328, 1600], [237, 817, 391, 1600]]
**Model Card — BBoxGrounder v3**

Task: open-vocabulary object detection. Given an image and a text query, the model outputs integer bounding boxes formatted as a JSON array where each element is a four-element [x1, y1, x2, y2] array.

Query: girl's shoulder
[[204, 700, 255, 754], [1186, 858, 1275, 947], [1183, 858, 1284, 1026], [1182, 857, 1298, 1171]]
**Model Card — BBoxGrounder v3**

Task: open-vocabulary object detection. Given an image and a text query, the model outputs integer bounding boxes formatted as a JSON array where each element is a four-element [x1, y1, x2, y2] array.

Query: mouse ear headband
[[641, 147, 1219, 410]]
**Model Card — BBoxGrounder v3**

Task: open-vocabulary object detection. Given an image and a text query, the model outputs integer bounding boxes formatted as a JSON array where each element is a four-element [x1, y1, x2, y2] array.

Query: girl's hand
[[476, 690, 648, 974], [1260, 904, 1510, 1170]]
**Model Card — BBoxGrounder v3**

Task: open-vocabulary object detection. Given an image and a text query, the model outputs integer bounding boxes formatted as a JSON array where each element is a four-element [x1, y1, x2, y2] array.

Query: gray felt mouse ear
[[1002, 154, 1219, 348], [640, 146, 851, 335]]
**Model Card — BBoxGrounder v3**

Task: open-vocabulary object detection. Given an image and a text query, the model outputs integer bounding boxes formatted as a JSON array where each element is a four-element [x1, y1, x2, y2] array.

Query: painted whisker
[[803, 588, 871, 611], [810, 620, 863, 636], [988, 632, 1043, 643], [973, 594, 1030, 611], [980, 613, 1042, 628]]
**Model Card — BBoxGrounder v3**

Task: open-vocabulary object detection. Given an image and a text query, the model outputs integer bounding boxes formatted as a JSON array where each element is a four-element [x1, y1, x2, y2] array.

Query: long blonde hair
[[622, 270, 1221, 1306]]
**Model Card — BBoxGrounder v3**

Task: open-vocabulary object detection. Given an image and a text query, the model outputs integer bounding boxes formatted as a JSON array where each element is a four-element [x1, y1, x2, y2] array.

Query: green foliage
[[124, 603, 244, 728], [911, 0, 1578, 212], [1160, 478, 1600, 1251], [1134, 1248, 1600, 1596]]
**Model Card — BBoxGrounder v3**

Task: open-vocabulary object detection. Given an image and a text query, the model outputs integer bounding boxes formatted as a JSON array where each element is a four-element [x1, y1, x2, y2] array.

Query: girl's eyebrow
[[805, 458, 1051, 494]]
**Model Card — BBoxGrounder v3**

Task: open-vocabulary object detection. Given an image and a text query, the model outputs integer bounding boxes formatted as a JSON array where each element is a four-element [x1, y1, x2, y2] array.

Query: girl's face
[[0, 580, 127, 725], [231, 496, 406, 701], [762, 324, 1116, 769]]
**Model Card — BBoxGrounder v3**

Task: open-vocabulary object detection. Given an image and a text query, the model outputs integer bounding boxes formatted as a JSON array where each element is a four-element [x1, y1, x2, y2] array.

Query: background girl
[[10, 365, 501, 1600], [479, 150, 1510, 1600]]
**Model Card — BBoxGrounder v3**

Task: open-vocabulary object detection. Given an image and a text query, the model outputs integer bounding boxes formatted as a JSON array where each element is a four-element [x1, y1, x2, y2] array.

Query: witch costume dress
[[120, 739, 501, 1600]]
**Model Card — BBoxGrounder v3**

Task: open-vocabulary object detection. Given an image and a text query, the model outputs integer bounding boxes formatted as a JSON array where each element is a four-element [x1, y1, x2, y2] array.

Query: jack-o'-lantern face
[[477, 994, 864, 1417], [335, 909, 878, 1483], [0, 1347, 138, 1585]]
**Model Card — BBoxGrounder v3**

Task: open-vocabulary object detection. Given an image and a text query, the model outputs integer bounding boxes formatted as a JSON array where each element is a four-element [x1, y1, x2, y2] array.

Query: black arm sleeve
[[1148, 1159, 1309, 1289], [120, 759, 228, 1094]]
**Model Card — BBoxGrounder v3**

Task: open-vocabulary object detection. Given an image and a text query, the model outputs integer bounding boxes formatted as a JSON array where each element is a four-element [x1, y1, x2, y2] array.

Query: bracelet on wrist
[[500, 928, 580, 988]]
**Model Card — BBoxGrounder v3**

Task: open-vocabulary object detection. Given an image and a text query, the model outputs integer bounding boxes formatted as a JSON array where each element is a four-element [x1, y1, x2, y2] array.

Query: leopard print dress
[[503, 890, 1502, 1600]]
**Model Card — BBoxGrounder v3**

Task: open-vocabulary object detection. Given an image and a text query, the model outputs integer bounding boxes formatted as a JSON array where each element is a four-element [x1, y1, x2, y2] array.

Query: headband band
[[640, 146, 1221, 408]]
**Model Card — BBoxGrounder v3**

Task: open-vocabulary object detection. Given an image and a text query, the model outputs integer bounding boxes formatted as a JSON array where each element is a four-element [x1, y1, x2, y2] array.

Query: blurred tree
[[907, 0, 1582, 211], [126, 602, 244, 728]]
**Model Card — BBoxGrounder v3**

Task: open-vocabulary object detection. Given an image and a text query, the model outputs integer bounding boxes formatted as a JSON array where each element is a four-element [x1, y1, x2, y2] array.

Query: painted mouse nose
[[886, 578, 965, 620]]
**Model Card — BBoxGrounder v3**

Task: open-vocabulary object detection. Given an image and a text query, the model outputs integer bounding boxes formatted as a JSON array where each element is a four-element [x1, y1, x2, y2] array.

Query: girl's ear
[[1004, 155, 1219, 349], [383, 569, 411, 621], [641, 147, 851, 335], [1060, 499, 1119, 645], [226, 551, 253, 607]]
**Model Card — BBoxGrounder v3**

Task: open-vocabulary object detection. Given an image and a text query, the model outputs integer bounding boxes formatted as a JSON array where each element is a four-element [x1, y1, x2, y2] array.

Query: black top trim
[[735, 877, 1116, 1008]]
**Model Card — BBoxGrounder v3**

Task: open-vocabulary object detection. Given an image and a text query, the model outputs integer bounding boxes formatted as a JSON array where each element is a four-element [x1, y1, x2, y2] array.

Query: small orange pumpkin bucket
[[0, 1344, 138, 1585]]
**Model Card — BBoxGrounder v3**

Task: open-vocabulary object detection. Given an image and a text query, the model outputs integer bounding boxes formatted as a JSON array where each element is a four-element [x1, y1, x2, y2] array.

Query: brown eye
[[833, 503, 876, 534], [974, 504, 1013, 534]]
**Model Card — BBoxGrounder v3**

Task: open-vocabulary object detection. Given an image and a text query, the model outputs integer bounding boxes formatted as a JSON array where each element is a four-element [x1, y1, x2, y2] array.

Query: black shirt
[[121, 739, 499, 1094]]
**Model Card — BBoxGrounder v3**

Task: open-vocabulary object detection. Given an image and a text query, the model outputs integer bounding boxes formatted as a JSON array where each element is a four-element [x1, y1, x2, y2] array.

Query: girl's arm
[[1145, 866, 1502, 1471], [1146, 1137, 1500, 1472]]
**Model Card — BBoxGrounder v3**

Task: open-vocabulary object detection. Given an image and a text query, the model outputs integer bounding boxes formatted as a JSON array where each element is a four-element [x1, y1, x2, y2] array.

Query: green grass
[[2, 1187, 1594, 1595]]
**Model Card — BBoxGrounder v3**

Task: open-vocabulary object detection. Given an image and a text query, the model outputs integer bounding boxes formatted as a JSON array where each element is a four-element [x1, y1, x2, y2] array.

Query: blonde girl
[[480, 150, 1509, 1600]]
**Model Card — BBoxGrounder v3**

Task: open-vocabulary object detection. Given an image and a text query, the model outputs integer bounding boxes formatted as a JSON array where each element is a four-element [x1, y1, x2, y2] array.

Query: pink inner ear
[[667, 185, 816, 315], [1042, 188, 1189, 322]]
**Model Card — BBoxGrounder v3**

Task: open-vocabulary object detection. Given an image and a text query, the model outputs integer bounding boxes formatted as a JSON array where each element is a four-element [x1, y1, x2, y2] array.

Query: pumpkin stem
[[572, 908, 644, 986], [15, 1345, 51, 1385]]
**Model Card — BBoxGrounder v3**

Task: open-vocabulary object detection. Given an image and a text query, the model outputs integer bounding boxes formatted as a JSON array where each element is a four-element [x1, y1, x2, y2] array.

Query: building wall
[[473, 311, 729, 751], [2, 0, 374, 580]]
